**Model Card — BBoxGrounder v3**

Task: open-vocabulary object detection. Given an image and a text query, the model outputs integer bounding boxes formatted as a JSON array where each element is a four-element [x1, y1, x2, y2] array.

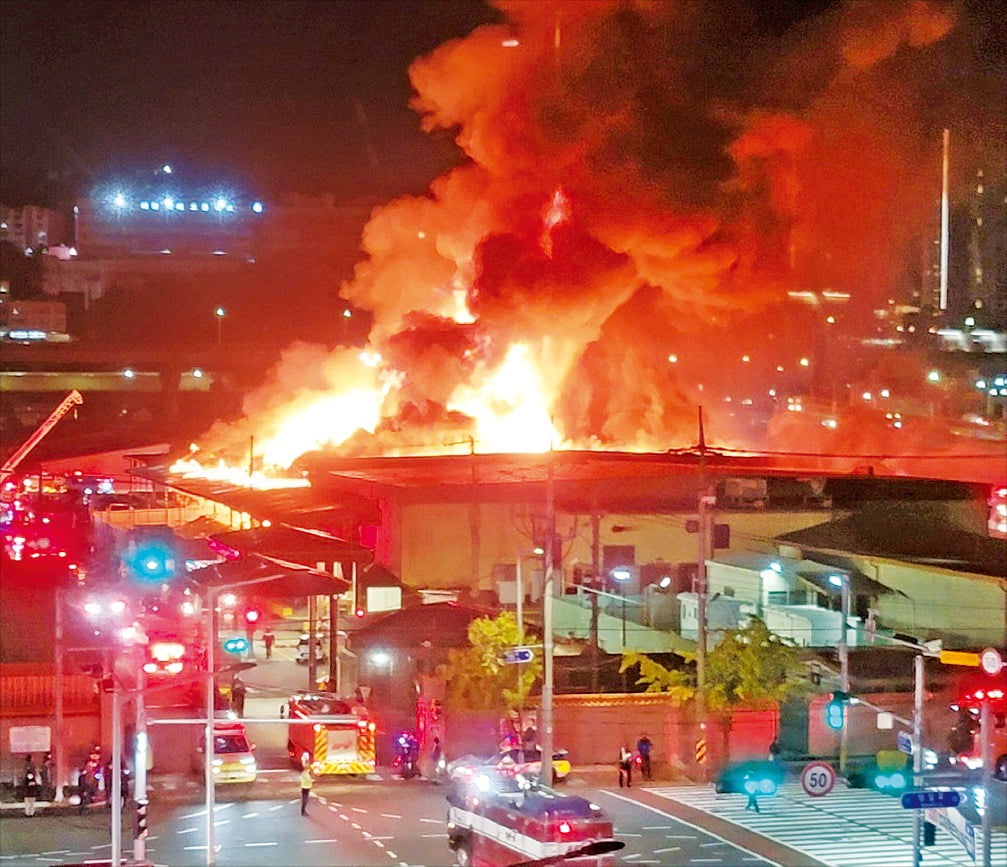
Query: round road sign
[[980, 647, 1004, 676], [801, 760, 836, 797]]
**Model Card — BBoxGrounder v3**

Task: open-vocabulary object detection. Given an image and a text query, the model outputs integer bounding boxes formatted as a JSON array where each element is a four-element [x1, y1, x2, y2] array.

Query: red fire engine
[[286, 692, 376, 776], [949, 682, 1007, 779], [447, 770, 621, 866]]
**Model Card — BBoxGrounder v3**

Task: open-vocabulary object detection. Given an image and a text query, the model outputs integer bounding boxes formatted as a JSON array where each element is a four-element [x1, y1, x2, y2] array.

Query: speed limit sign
[[801, 760, 836, 797]]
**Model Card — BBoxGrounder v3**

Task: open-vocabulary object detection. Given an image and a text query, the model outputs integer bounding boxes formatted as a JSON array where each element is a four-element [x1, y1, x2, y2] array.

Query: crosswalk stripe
[[645, 781, 1004, 867]]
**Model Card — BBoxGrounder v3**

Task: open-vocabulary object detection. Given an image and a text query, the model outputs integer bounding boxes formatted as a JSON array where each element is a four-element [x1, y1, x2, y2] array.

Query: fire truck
[[286, 692, 376, 776], [948, 682, 1007, 779], [446, 770, 622, 867]]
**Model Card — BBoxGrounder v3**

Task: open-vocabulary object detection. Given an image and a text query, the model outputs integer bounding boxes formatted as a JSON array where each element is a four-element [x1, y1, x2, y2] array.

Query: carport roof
[[186, 554, 351, 597]]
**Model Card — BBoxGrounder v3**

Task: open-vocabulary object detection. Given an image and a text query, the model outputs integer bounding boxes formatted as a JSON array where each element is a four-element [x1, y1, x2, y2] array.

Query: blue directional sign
[[501, 647, 535, 664], [900, 789, 961, 810], [897, 731, 913, 755]]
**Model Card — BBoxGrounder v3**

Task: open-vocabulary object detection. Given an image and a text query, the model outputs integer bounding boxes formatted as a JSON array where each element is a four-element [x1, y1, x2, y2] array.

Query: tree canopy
[[444, 611, 541, 712], [621, 617, 806, 710]]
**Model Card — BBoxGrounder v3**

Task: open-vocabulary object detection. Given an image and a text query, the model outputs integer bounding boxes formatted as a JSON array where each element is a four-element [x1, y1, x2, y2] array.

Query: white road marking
[[242, 811, 259, 818], [305, 839, 340, 844], [653, 848, 681, 855], [381, 813, 402, 819], [268, 804, 284, 811], [213, 820, 229, 827], [352, 806, 367, 813], [180, 810, 206, 819], [601, 791, 781, 867], [419, 817, 442, 824], [177, 827, 198, 835], [245, 842, 277, 848]]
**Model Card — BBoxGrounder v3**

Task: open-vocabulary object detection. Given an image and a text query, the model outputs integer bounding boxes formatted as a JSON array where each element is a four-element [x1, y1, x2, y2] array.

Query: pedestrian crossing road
[[646, 781, 1005, 867]]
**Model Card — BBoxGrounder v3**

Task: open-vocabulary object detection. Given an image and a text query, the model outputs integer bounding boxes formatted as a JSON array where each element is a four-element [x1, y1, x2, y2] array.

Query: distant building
[[0, 203, 71, 251], [73, 174, 264, 260]]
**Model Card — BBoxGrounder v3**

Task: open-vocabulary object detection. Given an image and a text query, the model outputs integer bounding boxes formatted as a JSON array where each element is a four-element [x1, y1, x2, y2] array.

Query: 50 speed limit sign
[[801, 761, 836, 797]]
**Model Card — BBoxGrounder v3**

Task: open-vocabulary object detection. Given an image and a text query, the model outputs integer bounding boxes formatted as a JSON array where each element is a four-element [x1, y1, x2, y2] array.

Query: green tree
[[621, 617, 806, 710], [445, 611, 541, 712]]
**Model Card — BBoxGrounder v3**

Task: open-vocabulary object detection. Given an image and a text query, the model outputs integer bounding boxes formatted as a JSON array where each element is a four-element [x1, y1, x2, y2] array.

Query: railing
[[766, 590, 818, 606]]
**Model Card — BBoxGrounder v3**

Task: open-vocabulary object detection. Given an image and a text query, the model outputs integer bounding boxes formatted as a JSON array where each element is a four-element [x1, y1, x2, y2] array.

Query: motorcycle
[[393, 732, 420, 780]]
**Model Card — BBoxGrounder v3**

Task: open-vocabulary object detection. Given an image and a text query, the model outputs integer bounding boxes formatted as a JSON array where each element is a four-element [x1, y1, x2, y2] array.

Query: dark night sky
[[0, 0, 848, 206], [1, 0, 506, 202]]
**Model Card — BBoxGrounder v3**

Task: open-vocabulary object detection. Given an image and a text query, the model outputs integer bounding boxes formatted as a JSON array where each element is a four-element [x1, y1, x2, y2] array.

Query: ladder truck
[[0, 390, 84, 484]]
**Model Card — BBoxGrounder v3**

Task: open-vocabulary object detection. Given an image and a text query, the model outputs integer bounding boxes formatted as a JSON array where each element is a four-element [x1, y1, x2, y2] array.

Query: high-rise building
[[0, 204, 71, 252]]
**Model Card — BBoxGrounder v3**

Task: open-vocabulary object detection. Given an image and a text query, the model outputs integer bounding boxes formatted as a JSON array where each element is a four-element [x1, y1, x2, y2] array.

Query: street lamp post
[[214, 307, 225, 346], [611, 568, 633, 650]]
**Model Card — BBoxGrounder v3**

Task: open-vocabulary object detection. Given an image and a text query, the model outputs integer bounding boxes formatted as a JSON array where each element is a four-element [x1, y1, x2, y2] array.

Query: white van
[[192, 722, 257, 784]]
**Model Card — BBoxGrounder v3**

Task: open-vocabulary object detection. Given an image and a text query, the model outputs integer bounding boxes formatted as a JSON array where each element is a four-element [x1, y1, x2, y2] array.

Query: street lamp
[[214, 307, 225, 346], [611, 567, 633, 649]]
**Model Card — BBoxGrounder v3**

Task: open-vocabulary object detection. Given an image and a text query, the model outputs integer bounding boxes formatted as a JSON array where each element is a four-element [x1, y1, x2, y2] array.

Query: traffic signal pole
[[980, 698, 992, 867], [838, 577, 851, 776]]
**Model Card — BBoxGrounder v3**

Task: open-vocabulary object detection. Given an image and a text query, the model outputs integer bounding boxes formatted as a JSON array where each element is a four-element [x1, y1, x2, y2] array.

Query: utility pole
[[539, 461, 555, 787], [590, 510, 600, 693], [912, 653, 924, 867], [696, 407, 709, 711], [308, 595, 317, 690], [54, 588, 65, 802], [204, 591, 217, 867], [329, 593, 339, 692], [695, 407, 714, 781]]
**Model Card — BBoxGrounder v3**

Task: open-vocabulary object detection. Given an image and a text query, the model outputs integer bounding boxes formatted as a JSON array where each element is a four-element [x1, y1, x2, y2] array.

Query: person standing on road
[[744, 776, 762, 813], [231, 678, 246, 717], [618, 746, 633, 788], [263, 628, 275, 659], [23, 754, 40, 816], [299, 755, 314, 816], [636, 734, 653, 781]]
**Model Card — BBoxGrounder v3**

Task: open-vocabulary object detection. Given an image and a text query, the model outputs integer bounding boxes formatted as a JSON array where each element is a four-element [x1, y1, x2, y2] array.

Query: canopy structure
[[188, 553, 351, 598]]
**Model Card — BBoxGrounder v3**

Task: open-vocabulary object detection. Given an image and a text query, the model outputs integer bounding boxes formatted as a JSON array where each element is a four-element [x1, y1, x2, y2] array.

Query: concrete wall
[[444, 695, 780, 781]]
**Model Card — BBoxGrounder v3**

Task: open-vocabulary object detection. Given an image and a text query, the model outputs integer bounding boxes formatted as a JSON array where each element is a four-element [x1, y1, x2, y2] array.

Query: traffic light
[[825, 691, 849, 730], [127, 541, 177, 581], [223, 636, 249, 655], [867, 766, 908, 795], [243, 606, 261, 626]]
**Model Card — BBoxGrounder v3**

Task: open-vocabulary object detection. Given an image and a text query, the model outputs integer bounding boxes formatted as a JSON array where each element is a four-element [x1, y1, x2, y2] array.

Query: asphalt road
[[0, 775, 779, 867]]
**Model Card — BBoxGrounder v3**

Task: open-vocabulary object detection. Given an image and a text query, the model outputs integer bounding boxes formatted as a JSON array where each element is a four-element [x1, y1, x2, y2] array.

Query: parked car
[[449, 747, 572, 784]]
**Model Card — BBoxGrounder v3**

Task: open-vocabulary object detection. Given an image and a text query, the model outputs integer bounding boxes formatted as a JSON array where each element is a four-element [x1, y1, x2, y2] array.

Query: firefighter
[[636, 733, 653, 781], [299, 754, 314, 816], [23, 754, 40, 816], [263, 628, 275, 659], [618, 746, 633, 788], [231, 678, 246, 717]]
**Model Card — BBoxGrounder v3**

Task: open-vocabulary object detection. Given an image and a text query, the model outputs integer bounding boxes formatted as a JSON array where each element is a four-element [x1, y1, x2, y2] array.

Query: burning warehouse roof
[[156, 1, 1000, 496]]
